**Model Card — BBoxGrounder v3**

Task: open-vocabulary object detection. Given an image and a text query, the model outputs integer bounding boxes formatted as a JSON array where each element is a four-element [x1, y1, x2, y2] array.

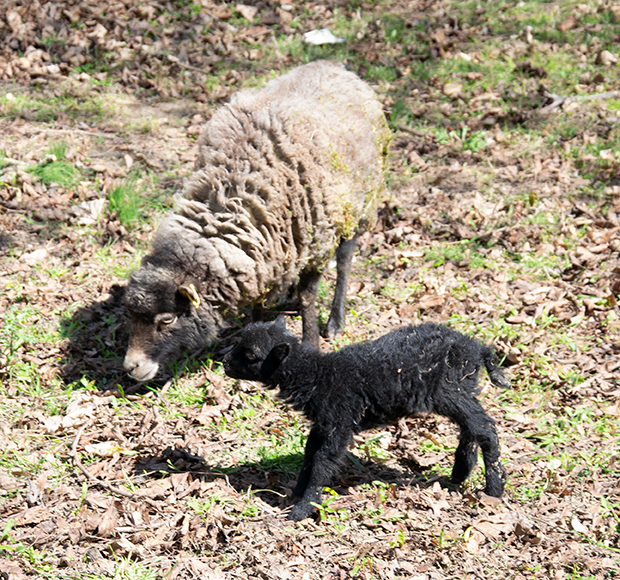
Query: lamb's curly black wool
[[224, 319, 510, 521]]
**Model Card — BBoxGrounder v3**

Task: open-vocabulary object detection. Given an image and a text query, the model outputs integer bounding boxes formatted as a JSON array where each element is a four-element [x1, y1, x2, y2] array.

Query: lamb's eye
[[245, 350, 259, 362], [158, 314, 177, 327]]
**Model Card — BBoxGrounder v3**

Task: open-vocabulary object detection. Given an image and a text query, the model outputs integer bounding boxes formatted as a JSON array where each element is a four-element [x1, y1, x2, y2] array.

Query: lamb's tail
[[483, 348, 511, 389]]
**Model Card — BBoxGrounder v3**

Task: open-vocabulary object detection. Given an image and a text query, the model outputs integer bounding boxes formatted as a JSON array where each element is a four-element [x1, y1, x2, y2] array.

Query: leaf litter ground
[[0, 0, 619, 578]]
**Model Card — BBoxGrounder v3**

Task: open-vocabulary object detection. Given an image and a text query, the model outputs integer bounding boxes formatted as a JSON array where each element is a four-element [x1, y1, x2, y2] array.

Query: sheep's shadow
[[131, 445, 456, 512], [57, 282, 137, 391], [54, 280, 294, 393], [56, 282, 230, 393]]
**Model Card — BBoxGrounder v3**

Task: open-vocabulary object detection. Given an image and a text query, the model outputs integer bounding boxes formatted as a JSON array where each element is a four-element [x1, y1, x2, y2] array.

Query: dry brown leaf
[[0, 469, 21, 492], [514, 520, 544, 545], [557, 15, 578, 32], [443, 82, 463, 98], [570, 515, 588, 534], [14, 506, 48, 525], [97, 503, 118, 537], [597, 50, 619, 66], [416, 294, 446, 310], [236, 4, 258, 21]]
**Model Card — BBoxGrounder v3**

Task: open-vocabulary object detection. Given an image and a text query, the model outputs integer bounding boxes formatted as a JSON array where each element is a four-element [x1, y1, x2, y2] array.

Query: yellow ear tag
[[179, 283, 201, 308]]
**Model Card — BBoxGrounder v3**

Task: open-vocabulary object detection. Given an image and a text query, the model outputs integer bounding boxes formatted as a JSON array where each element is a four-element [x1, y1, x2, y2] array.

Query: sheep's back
[[164, 61, 389, 311]]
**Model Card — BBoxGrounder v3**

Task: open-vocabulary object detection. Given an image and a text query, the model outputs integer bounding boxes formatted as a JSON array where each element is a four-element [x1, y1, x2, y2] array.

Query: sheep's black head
[[123, 266, 217, 381], [223, 317, 296, 384]]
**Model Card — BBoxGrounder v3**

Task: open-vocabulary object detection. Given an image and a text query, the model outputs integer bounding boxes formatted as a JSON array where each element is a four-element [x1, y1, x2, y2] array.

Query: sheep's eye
[[158, 314, 177, 326]]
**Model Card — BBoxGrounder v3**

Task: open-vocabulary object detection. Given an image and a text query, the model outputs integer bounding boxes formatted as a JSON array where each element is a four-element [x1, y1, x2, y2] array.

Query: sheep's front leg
[[289, 429, 351, 521], [298, 268, 322, 348], [326, 232, 361, 339], [293, 427, 324, 499]]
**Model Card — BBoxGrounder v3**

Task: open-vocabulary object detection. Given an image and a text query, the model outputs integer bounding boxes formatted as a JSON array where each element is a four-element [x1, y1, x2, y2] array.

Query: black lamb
[[223, 318, 510, 521]]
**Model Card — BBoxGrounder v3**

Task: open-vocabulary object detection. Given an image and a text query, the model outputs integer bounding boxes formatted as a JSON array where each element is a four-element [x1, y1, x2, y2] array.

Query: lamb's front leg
[[293, 427, 324, 499], [289, 428, 351, 521], [441, 397, 506, 497]]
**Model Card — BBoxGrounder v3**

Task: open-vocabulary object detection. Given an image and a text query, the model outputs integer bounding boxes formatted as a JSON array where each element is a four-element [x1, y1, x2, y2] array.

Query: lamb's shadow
[[131, 445, 456, 512]]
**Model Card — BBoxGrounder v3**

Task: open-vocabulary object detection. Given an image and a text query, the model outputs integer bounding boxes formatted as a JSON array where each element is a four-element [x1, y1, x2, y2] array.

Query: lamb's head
[[123, 266, 218, 381], [223, 317, 298, 384]]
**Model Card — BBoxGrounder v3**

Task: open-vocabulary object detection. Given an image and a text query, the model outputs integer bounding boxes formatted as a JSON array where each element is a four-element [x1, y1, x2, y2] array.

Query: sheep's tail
[[483, 347, 511, 389]]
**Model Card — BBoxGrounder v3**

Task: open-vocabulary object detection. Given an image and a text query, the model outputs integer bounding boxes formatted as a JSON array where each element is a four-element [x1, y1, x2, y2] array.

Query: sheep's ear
[[262, 342, 290, 378], [178, 283, 201, 308], [274, 314, 287, 329]]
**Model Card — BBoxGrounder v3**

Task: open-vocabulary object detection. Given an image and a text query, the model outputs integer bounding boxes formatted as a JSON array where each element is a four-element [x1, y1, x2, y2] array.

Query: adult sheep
[[123, 61, 390, 382]]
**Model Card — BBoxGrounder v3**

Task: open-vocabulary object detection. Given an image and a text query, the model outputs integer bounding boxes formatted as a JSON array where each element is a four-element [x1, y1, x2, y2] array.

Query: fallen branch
[[539, 89, 620, 115], [71, 426, 135, 499]]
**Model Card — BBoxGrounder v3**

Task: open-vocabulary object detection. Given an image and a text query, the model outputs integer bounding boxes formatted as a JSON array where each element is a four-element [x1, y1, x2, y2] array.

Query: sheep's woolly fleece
[[148, 60, 390, 314]]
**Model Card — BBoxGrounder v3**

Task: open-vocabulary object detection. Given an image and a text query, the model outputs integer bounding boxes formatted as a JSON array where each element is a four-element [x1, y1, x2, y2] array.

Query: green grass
[[108, 178, 142, 226], [25, 139, 81, 188], [424, 241, 495, 269], [28, 159, 80, 188], [75, 557, 160, 580], [1, 304, 58, 366], [0, 90, 109, 123]]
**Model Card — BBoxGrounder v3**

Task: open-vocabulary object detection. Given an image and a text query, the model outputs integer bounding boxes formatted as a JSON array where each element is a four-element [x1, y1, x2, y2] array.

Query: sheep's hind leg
[[326, 231, 361, 339], [298, 268, 322, 348]]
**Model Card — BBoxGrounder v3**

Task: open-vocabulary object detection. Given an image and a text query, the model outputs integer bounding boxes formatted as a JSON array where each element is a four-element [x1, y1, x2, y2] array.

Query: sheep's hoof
[[325, 317, 344, 339]]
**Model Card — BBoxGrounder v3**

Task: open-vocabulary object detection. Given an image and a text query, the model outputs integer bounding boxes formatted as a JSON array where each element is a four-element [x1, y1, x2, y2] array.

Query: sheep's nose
[[123, 350, 159, 381], [123, 358, 136, 373]]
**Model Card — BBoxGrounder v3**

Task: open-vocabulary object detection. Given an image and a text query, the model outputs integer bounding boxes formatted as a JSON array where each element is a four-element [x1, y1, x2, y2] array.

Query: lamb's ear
[[262, 342, 290, 378], [178, 283, 201, 308], [274, 314, 287, 329]]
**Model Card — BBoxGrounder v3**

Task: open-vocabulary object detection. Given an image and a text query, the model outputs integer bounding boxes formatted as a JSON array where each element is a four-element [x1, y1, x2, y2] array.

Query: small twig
[[396, 125, 427, 137], [538, 93, 566, 115], [42, 127, 115, 138], [71, 426, 135, 499], [580, 89, 620, 102], [167, 54, 210, 75]]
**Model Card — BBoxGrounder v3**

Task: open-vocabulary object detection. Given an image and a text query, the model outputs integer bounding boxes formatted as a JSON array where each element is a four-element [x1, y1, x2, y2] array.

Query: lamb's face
[[123, 272, 214, 381], [223, 320, 293, 383]]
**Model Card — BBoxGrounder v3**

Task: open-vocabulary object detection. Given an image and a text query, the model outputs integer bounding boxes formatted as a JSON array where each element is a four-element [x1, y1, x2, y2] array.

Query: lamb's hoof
[[287, 503, 317, 522], [482, 486, 504, 499]]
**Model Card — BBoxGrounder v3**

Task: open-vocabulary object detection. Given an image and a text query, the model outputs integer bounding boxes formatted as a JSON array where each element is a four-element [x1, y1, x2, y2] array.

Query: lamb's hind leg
[[298, 268, 322, 348], [451, 427, 479, 485], [441, 398, 506, 497], [326, 231, 361, 339]]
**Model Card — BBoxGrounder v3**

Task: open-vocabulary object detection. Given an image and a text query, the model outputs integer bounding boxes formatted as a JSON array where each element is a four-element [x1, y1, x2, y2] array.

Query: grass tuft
[[108, 178, 141, 225]]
